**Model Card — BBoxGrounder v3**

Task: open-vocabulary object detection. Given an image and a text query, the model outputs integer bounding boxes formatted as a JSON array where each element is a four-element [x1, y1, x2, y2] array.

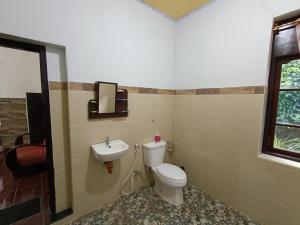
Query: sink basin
[[91, 139, 129, 162]]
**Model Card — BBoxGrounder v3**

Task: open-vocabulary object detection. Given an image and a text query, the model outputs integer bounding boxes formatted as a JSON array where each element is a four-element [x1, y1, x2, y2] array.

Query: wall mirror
[[88, 82, 128, 119], [97, 82, 117, 113]]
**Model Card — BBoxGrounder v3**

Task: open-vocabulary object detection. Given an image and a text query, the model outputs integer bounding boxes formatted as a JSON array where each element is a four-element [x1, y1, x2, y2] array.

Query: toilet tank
[[143, 141, 166, 167]]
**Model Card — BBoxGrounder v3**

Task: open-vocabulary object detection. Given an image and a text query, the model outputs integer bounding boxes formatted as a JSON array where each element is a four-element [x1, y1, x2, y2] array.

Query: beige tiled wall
[[68, 91, 174, 215], [49, 90, 72, 213], [173, 94, 300, 225], [51, 86, 300, 225]]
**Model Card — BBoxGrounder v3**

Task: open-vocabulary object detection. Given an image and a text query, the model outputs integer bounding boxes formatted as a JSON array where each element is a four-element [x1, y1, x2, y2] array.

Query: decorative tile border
[[49, 81, 265, 95], [176, 86, 265, 95], [119, 86, 175, 95], [49, 81, 68, 91]]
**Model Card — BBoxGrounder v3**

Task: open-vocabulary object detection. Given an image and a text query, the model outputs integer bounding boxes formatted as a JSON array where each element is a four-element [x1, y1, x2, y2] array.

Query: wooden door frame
[[0, 38, 56, 214]]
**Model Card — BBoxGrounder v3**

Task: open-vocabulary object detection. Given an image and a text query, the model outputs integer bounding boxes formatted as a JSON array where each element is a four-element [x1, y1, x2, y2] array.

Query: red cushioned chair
[[6, 133, 47, 176]]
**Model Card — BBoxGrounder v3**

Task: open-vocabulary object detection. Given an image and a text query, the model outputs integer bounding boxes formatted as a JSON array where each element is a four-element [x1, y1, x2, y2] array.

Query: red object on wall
[[154, 135, 161, 142], [105, 161, 113, 174], [16, 146, 47, 166]]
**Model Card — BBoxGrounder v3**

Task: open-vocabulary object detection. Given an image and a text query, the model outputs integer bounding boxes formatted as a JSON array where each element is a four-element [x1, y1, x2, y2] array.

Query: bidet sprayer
[[134, 144, 140, 155]]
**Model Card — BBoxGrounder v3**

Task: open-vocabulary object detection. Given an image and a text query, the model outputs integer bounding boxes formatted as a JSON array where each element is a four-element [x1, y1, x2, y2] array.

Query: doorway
[[0, 38, 55, 225]]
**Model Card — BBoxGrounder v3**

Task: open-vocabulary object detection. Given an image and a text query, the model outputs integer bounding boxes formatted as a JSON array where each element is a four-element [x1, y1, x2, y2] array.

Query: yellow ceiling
[[142, 0, 212, 20]]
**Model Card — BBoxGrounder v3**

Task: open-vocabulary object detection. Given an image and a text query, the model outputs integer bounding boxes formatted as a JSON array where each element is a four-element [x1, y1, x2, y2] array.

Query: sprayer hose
[[120, 146, 147, 196]]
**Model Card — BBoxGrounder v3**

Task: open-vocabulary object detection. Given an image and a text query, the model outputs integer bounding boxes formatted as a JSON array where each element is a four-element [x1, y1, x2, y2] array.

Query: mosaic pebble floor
[[71, 185, 259, 225]]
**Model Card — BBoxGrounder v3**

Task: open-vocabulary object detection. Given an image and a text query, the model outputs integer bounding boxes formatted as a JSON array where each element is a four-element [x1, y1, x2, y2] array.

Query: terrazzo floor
[[71, 185, 259, 225]]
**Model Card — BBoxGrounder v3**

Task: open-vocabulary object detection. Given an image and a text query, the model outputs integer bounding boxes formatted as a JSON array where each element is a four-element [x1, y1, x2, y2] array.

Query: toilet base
[[153, 176, 184, 206]]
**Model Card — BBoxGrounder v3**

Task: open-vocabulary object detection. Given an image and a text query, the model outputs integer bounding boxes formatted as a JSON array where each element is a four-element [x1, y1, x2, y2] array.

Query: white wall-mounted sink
[[91, 139, 129, 162]]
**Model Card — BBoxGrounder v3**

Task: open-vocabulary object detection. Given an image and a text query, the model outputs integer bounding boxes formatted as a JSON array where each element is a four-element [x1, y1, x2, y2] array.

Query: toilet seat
[[153, 163, 187, 187]]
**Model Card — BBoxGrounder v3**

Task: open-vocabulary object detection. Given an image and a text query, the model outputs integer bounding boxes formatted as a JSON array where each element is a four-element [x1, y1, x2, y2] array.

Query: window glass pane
[[274, 125, 300, 152], [280, 59, 300, 89], [276, 91, 300, 125]]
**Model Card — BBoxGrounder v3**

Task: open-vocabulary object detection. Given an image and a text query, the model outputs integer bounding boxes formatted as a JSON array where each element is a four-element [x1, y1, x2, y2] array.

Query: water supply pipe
[[105, 161, 113, 174]]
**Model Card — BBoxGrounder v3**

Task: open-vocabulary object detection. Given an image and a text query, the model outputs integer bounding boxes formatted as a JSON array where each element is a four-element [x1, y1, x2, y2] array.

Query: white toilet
[[143, 141, 187, 206]]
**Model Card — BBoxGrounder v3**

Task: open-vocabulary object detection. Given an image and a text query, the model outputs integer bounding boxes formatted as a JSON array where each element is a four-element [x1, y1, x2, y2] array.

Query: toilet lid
[[156, 163, 186, 181]]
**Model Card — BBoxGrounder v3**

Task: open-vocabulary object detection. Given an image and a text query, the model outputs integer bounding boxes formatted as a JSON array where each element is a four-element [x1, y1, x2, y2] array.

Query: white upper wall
[[46, 46, 68, 82], [1, 0, 300, 89], [0, 46, 41, 98], [174, 0, 300, 89], [0, 0, 175, 89]]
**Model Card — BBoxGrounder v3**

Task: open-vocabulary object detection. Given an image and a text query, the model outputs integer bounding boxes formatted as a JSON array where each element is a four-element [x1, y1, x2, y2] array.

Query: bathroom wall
[[173, 1, 300, 225], [0, 0, 175, 88], [67, 86, 174, 215], [175, 0, 300, 89], [0, 0, 175, 216], [46, 45, 73, 213], [0, 46, 41, 98], [2, 1, 300, 225], [49, 87, 72, 213], [173, 90, 300, 225]]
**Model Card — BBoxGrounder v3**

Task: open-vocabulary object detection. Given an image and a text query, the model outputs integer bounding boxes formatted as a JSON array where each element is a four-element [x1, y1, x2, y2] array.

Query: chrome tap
[[106, 137, 110, 146]]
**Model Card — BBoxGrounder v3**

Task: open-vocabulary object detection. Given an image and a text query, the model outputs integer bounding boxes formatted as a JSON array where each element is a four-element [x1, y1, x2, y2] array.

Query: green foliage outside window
[[277, 60, 300, 125], [274, 134, 300, 151], [274, 59, 300, 152]]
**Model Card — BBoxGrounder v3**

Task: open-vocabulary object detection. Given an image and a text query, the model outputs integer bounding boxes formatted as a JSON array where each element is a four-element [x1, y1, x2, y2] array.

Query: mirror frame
[[96, 81, 118, 114]]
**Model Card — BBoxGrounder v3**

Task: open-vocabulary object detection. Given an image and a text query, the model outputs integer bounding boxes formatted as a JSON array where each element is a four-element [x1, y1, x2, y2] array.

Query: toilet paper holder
[[166, 141, 174, 152]]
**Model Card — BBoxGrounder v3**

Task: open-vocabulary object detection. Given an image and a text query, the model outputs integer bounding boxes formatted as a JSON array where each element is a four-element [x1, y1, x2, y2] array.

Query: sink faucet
[[106, 137, 111, 146]]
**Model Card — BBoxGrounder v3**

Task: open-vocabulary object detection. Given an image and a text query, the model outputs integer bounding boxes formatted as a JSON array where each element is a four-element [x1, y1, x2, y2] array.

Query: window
[[263, 16, 300, 161]]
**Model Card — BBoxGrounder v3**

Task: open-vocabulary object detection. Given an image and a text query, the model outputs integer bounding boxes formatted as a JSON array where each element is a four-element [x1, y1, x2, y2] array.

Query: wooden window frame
[[263, 53, 300, 162]]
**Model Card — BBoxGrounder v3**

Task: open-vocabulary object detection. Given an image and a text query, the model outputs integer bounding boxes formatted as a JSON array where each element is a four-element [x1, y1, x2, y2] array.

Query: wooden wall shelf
[[88, 89, 128, 119]]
